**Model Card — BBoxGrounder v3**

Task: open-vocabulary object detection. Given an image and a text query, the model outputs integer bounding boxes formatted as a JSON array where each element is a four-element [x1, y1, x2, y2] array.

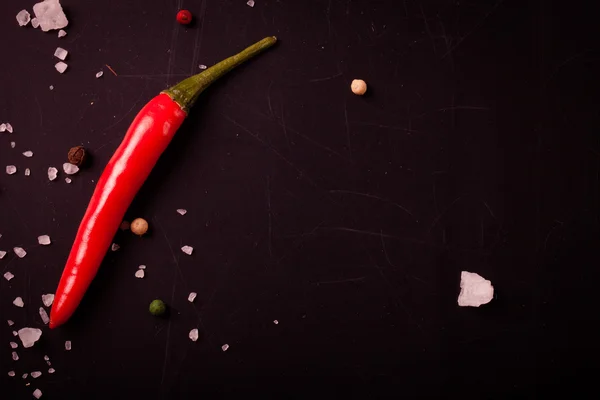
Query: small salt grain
[[33, 389, 42, 399], [7, 320, 14, 326], [273, 319, 279, 325], [42, 294, 55, 307], [63, 162, 79, 175], [138, 265, 146, 269], [39, 308, 50, 324], [55, 61, 68, 74], [177, 209, 187, 215], [199, 64, 207, 70], [188, 292, 197, 302], [10, 142, 16, 148], [25, 168, 31, 176], [14, 247, 27, 258], [13, 297, 24, 307], [16, 10, 31, 26], [181, 245, 193, 255], [12, 351, 19, 360], [18, 328, 42, 348], [111, 243, 120, 251], [48, 368, 55, 374], [31, 371, 42, 378], [23, 151, 34, 157], [96, 71, 104, 78], [135, 269, 145, 279], [13, 331, 18, 336], [189, 328, 199, 342], [22, 373, 28, 379], [65, 177, 72, 183], [58, 29, 67, 38], [38, 235, 51, 245], [8, 371, 15, 377], [10, 342, 18, 349], [54, 47, 68, 60], [0, 123, 5, 132], [6, 123, 14, 133], [48, 167, 58, 181], [6, 165, 17, 175], [247, 0, 255, 7], [4, 271, 14, 281], [65, 340, 72, 350], [221, 344, 230, 352], [43, 355, 49, 361], [0, 250, 7, 259], [49, 85, 54, 90], [31, 18, 39, 28]]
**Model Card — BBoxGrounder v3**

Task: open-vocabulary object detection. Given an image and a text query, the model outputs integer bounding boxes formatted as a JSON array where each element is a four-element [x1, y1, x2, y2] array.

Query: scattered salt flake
[[25, 168, 31, 176], [54, 47, 68, 60], [138, 264, 146, 269], [48, 167, 58, 181], [13, 297, 24, 307], [0, 250, 7, 259], [11, 142, 16, 148], [13, 331, 18, 336], [120, 221, 130, 230], [111, 243, 120, 251], [48, 368, 55, 374], [96, 71, 104, 78], [63, 162, 79, 175], [14, 247, 27, 258], [0, 123, 5, 132], [199, 64, 207, 70], [31, 18, 40, 28], [18, 328, 42, 348], [55, 61, 68, 74], [42, 294, 55, 307], [10, 342, 18, 349], [65, 177, 71, 184], [188, 292, 197, 302], [58, 29, 67, 38], [8, 371, 15, 377], [457, 271, 494, 307], [134, 269, 145, 279], [181, 245, 193, 255], [39, 308, 50, 325], [12, 351, 19, 360], [49, 85, 54, 90], [273, 319, 279, 325], [46, 360, 51, 366], [23, 151, 34, 157], [34, 0, 69, 32], [177, 208, 187, 215], [247, 0, 255, 7], [31, 371, 42, 378], [4, 271, 14, 281], [16, 10, 31, 26], [189, 328, 199, 342], [7, 320, 14, 326], [33, 389, 42, 399], [221, 344, 229, 352], [6, 123, 13, 133], [22, 373, 28, 379], [65, 340, 71, 350], [38, 235, 51, 245], [43, 355, 49, 361], [6, 165, 17, 175]]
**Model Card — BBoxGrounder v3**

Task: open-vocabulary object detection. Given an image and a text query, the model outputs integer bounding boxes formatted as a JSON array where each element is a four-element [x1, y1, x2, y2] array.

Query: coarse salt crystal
[[12, 351, 19, 360], [14, 247, 27, 258], [33, 389, 42, 399], [63, 162, 79, 175], [48, 368, 55, 374], [23, 373, 28, 379], [134, 269, 145, 278], [49, 85, 54, 90], [48, 167, 58, 181], [181, 245, 193, 255], [16, 10, 31, 26], [0, 250, 7, 259], [188, 292, 197, 302], [0, 123, 6, 132], [65, 177, 72, 183], [96, 71, 104, 78], [34, 0, 69, 32], [38, 235, 51, 245], [6, 123, 13, 133], [6, 165, 17, 175], [273, 319, 279, 325], [189, 328, 199, 342], [10, 342, 18, 349], [8, 371, 15, 377], [457, 271, 494, 307], [39, 307, 50, 324], [199, 64, 207, 70], [58, 29, 67, 38], [11, 142, 16, 148], [31, 371, 42, 378], [25, 168, 31, 176], [7, 320, 14, 326], [247, 0, 255, 7], [55, 61, 68, 74], [31, 18, 40, 28], [18, 328, 42, 348], [65, 340, 72, 350], [138, 265, 146, 269], [43, 355, 49, 361], [4, 271, 14, 281], [177, 209, 187, 215], [23, 151, 34, 157], [54, 47, 68, 60], [221, 344, 229, 352], [111, 243, 120, 251], [42, 294, 55, 307], [13, 297, 24, 307], [13, 331, 18, 336]]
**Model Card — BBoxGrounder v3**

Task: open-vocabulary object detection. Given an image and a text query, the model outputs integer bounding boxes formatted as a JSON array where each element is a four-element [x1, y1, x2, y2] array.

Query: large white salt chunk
[[0, 250, 7, 259], [38, 235, 51, 245], [4, 271, 14, 281], [42, 294, 55, 307], [457, 271, 494, 307], [6, 165, 17, 175], [31, 18, 40, 28], [39, 307, 50, 324], [13, 297, 24, 307], [33, 0, 69, 32], [177, 209, 187, 215], [55, 61, 68, 74], [48, 167, 58, 181], [18, 328, 42, 348], [189, 328, 199, 342], [134, 269, 145, 279], [188, 292, 197, 302], [23, 151, 34, 157], [181, 245, 193, 255], [16, 10, 31, 26], [64, 340, 71, 350], [31, 371, 42, 378], [63, 163, 79, 175], [14, 247, 27, 258], [33, 389, 42, 399], [54, 47, 68, 60], [58, 29, 67, 37]]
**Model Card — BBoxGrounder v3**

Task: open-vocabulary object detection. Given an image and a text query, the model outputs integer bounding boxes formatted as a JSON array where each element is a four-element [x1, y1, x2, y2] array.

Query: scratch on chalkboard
[[266, 176, 273, 258]]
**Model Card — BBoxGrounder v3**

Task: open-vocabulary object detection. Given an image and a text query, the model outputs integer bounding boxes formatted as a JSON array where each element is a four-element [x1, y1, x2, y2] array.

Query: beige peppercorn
[[350, 79, 367, 95], [130, 218, 149, 236]]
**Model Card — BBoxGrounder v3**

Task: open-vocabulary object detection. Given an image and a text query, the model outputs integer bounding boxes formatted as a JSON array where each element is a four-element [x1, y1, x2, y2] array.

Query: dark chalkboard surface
[[1, 0, 599, 398]]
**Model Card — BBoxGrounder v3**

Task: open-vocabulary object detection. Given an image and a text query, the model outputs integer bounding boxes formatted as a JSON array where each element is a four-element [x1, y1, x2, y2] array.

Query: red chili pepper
[[49, 36, 277, 328]]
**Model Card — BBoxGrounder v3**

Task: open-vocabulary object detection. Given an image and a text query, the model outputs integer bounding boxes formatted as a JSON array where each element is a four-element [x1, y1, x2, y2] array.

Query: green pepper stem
[[162, 36, 277, 112]]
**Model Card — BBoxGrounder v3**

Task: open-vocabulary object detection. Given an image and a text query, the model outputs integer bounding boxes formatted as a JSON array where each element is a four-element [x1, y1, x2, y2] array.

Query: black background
[[1, 0, 599, 398]]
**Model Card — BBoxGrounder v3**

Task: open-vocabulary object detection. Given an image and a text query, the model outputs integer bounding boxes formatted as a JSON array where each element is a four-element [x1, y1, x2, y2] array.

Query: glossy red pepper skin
[[49, 94, 186, 328], [49, 36, 277, 328]]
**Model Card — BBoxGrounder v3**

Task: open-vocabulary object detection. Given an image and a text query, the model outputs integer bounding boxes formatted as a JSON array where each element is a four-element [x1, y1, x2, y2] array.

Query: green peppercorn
[[149, 299, 167, 316]]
